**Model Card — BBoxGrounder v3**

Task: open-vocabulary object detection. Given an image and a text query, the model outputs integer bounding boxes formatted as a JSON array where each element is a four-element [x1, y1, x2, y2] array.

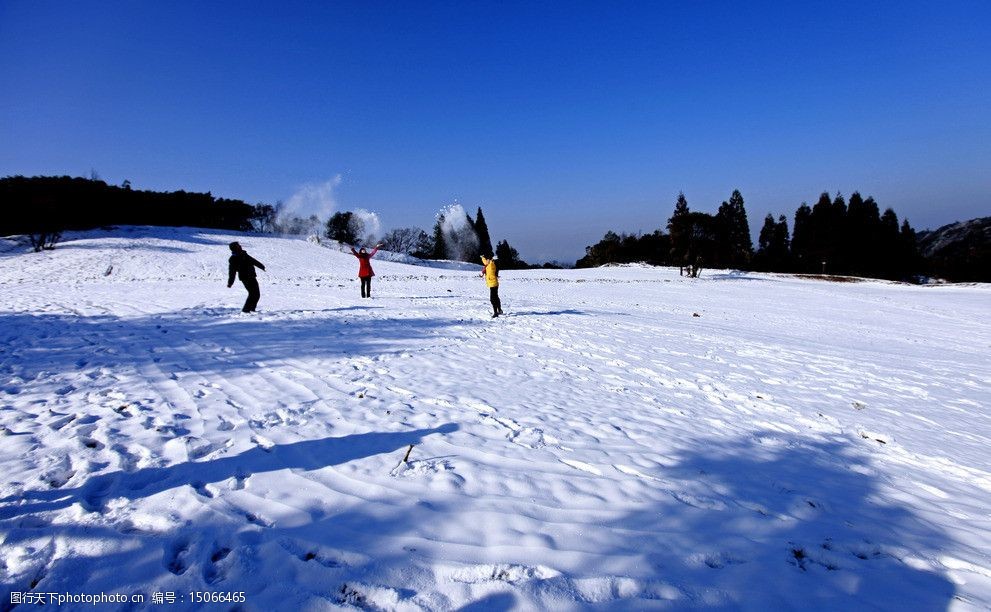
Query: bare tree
[[381, 227, 429, 255], [28, 231, 62, 252]]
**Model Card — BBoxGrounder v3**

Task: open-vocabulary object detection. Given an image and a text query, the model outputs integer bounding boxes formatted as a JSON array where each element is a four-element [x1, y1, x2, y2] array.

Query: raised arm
[[350, 247, 359, 256]]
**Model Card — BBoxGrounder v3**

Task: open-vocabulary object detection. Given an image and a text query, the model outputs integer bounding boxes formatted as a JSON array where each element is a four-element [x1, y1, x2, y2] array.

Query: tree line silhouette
[[0, 175, 269, 249], [2, 175, 979, 281], [578, 189, 927, 281]]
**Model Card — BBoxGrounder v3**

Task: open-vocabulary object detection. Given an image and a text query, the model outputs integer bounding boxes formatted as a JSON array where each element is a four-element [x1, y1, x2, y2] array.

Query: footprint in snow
[[449, 563, 558, 584], [689, 552, 747, 569], [185, 437, 216, 460], [165, 536, 192, 575], [110, 444, 143, 472], [280, 539, 347, 569], [243, 510, 272, 527], [191, 481, 215, 498], [230, 470, 249, 490], [204, 544, 232, 584], [81, 478, 116, 512], [40, 457, 75, 489]]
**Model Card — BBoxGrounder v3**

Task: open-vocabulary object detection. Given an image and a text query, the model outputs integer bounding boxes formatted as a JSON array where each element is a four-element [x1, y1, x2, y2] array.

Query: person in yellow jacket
[[480, 253, 503, 318]]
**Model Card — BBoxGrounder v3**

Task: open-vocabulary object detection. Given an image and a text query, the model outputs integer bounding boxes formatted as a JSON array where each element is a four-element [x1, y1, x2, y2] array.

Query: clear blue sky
[[2, 1, 988, 262]]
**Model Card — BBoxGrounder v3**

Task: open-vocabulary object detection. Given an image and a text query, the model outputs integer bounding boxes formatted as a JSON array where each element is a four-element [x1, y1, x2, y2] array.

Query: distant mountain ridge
[[917, 216, 991, 282]]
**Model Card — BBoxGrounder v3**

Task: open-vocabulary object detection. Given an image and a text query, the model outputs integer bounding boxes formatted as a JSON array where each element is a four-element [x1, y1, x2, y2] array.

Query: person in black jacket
[[227, 242, 266, 312]]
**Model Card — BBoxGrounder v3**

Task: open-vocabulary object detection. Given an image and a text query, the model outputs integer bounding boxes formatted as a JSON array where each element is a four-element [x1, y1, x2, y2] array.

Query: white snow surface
[[1, 226, 989, 611]]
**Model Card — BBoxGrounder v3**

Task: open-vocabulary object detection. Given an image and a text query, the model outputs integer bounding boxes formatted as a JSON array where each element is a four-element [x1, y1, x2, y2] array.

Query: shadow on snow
[[1, 425, 458, 519], [0, 307, 462, 381], [0, 430, 958, 609]]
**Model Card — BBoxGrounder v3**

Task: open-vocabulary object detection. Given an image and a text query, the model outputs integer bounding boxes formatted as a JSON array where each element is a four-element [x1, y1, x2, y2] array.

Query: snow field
[[1, 227, 989, 610]]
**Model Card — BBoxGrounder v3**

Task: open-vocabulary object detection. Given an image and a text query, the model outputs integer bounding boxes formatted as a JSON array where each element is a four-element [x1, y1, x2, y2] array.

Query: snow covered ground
[[1, 226, 989, 611]]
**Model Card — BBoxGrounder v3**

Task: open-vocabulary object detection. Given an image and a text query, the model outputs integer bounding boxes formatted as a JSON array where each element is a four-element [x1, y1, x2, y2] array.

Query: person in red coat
[[350, 244, 382, 298]]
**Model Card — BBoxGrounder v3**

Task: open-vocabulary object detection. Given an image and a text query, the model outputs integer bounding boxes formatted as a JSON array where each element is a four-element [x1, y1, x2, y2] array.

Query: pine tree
[[464, 212, 482, 261], [878, 208, 900, 279], [495, 239, 528, 269], [667, 192, 691, 273], [773, 215, 791, 270], [829, 193, 848, 271], [715, 199, 734, 268], [683, 212, 717, 277], [473, 207, 493, 258], [670, 192, 690, 223], [728, 189, 753, 268], [756, 213, 790, 271], [791, 203, 813, 272], [756, 214, 777, 271], [898, 218, 920, 280], [431, 214, 447, 260], [845, 192, 868, 275], [807, 192, 833, 273], [714, 190, 752, 269], [861, 196, 882, 276]]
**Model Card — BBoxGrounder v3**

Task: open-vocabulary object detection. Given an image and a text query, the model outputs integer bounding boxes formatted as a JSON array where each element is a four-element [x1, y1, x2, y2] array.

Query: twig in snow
[[393, 444, 415, 473]]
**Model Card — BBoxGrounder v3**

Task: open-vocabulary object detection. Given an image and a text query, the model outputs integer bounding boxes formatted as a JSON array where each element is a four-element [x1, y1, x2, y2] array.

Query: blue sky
[[1, 1, 988, 262]]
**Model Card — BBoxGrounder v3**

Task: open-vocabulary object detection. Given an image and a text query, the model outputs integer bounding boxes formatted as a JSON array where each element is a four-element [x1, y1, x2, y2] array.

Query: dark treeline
[[7, 176, 955, 280], [1, 175, 547, 268], [578, 190, 925, 281], [0, 175, 269, 238]]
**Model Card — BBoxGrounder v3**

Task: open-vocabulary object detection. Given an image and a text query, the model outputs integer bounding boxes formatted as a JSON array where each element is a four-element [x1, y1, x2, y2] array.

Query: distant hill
[[917, 216, 991, 282]]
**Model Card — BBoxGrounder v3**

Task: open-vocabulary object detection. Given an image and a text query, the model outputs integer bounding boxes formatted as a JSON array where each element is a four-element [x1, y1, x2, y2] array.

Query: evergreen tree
[[773, 215, 791, 270], [576, 231, 623, 268], [682, 212, 718, 277], [729, 189, 753, 266], [431, 214, 448, 260], [325, 211, 363, 244], [669, 192, 690, 222], [878, 208, 901, 279], [755, 214, 790, 271], [714, 190, 752, 269], [845, 192, 868, 275], [756, 214, 777, 271], [829, 193, 848, 271], [637, 230, 670, 265], [0, 175, 258, 236], [667, 192, 691, 273], [495, 239, 528, 269], [809, 192, 833, 272], [791, 203, 813, 272], [861, 196, 882, 276], [473, 207, 493, 257], [899, 219, 920, 279]]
